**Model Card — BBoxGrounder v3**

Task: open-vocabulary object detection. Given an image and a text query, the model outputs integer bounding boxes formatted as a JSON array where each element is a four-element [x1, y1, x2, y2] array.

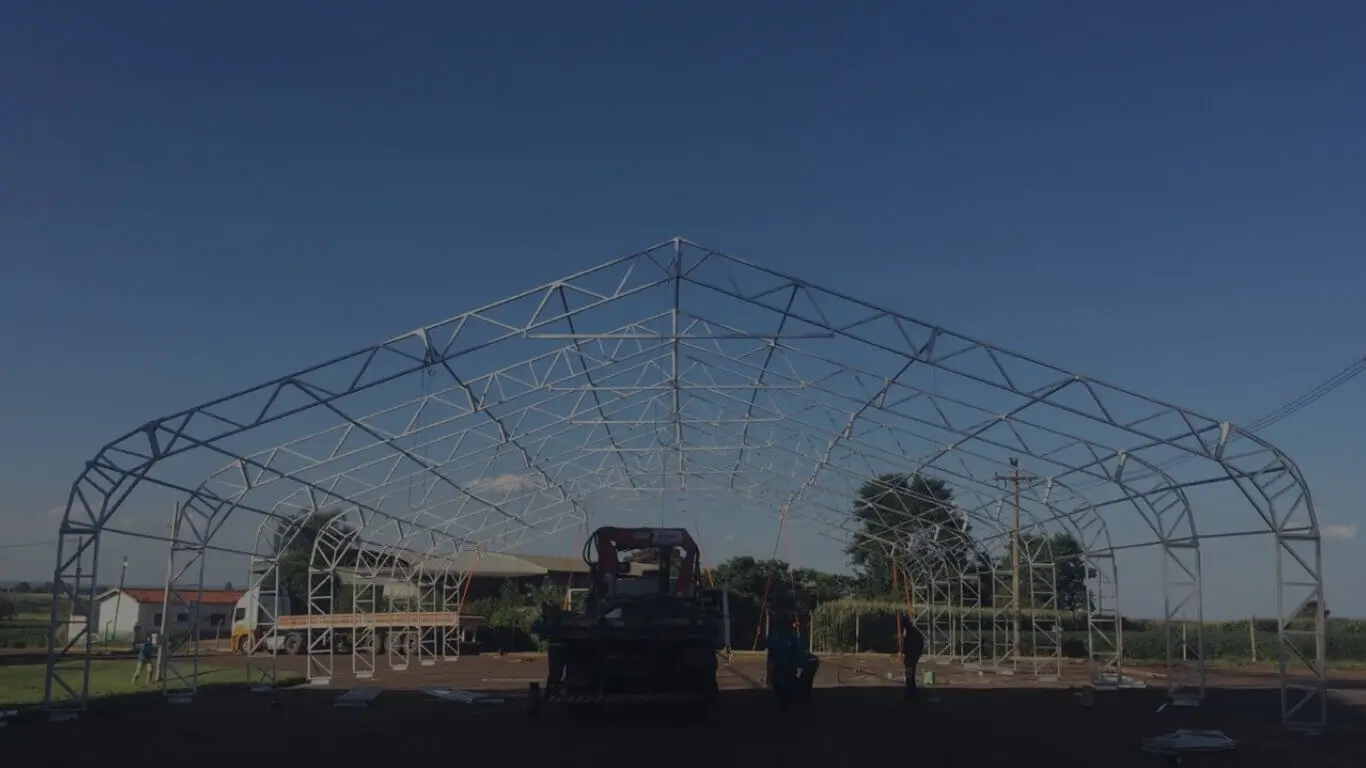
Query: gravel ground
[[4, 652, 1363, 767]]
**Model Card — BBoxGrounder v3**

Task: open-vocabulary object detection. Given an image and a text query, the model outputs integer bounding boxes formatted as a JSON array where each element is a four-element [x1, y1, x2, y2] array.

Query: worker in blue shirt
[[766, 618, 819, 704], [131, 635, 157, 684]]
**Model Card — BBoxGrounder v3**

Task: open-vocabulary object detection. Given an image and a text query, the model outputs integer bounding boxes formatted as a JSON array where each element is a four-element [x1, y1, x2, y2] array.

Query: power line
[[1242, 355, 1366, 432], [0, 540, 57, 551], [1148, 352, 1366, 474], [1068, 351, 1366, 488]]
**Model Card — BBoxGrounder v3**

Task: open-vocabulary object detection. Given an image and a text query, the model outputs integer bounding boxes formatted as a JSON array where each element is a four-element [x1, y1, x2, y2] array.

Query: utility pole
[[108, 557, 128, 644], [994, 458, 1041, 658]]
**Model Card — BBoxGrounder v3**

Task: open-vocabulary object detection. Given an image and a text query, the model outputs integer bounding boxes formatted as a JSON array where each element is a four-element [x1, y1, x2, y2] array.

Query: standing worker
[[131, 634, 156, 685], [766, 618, 819, 706], [900, 614, 925, 702]]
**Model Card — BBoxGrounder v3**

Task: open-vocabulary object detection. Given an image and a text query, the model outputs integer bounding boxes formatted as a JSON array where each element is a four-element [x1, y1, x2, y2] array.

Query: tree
[[993, 532, 1092, 612], [0, 596, 14, 620], [711, 556, 771, 602], [15, 581, 32, 594], [846, 473, 973, 596], [791, 567, 854, 609], [711, 555, 853, 621]]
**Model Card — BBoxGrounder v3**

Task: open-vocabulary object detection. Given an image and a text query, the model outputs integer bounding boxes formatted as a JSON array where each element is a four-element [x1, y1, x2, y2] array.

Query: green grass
[[0, 626, 47, 649], [0, 660, 264, 707], [1, 593, 63, 649]]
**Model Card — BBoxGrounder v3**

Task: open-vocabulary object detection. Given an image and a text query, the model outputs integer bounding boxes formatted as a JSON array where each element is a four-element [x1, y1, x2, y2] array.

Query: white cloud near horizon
[[1322, 524, 1357, 541], [471, 474, 535, 495]]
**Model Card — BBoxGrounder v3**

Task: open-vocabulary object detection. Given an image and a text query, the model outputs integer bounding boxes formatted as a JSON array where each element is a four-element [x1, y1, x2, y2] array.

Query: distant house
[[93, 587, 245, 643]]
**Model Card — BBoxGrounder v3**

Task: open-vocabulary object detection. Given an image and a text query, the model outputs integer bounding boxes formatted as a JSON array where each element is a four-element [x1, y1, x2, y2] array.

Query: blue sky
[[1, 2, 1364, 619]]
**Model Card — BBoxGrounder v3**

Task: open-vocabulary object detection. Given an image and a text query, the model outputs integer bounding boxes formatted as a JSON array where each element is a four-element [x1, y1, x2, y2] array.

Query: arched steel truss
[[43, 237, 1325, 729]]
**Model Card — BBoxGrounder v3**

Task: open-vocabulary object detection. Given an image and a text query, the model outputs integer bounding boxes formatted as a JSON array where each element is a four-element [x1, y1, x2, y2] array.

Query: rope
[[684, 506, 715, 588], [455, 550, 480, 614], [751, 505, 792, 650], [896, 561, 915, 662], [784, 519, 800, 630]]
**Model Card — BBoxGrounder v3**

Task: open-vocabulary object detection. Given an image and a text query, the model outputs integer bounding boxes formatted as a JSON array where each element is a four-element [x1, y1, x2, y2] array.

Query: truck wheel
[[283, 632, 303, 656], [235, 636, 251, 656]]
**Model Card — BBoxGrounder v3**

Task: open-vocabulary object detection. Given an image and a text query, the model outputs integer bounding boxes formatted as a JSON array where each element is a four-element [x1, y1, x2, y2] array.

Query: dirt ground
[[4, 652, 1365, 767]]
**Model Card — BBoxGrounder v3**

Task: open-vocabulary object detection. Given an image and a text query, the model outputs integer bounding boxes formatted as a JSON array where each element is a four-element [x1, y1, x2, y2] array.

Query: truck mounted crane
[[529, 526, 729, 719]]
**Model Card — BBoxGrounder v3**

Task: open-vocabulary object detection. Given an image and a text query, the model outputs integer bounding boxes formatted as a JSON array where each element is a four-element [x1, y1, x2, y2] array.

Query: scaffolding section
[[990, 567, 1018, 675], [439, 576, 465, 661], [304, 551, 335, 683], [1027, 561, 1062, 681], [924, 562, 955, 663], [1164, 540, 1205, 704], [242, 518, 286, 690], [957, 569, 986, 669], [414, 572, 441, 667], [350, 568, 379, 680], [1087, 551, 1123, 690]]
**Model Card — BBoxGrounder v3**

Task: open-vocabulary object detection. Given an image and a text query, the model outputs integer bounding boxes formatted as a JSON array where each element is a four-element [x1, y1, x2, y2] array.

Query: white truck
[[229, 588, 484, 656]]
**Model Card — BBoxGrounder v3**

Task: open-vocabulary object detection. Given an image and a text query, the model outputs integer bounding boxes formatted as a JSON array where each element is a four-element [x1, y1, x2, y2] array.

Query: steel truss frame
[[43, 237, 1325, 729], [867, 476, 1110, 682], [299, 511, 473, 685]]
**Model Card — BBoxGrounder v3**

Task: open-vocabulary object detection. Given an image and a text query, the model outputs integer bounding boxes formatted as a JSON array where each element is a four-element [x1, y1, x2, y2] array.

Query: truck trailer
[[229, 587, 484, 656]]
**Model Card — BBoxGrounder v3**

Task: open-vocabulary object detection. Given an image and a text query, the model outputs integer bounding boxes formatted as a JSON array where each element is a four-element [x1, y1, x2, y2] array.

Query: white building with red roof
[[93, 587, 245, 643]]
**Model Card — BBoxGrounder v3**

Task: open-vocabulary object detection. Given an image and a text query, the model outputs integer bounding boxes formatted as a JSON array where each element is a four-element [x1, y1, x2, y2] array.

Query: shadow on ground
[[3, 679, 1364, 767]]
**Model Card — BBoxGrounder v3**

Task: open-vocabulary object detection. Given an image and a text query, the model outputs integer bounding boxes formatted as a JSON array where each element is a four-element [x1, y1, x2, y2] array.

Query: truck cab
[[229, 587, 291, 654]]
